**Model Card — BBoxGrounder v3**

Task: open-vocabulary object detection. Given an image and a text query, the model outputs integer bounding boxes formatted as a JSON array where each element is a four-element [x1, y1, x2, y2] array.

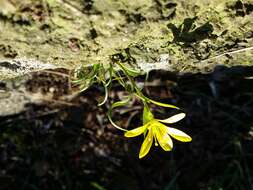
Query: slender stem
[[115, 62, 145, 98]]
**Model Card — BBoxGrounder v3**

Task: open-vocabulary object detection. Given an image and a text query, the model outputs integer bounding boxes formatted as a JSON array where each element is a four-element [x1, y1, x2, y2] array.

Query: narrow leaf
[[117, 62, 142, 77], [98, 82, 109, 106], [147, 98, 179, 109], [107, 97, 132, 131]]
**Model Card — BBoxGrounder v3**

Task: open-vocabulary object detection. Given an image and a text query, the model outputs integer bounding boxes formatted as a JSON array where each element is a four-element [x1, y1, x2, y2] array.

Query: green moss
[[0, 0, 252, 79]]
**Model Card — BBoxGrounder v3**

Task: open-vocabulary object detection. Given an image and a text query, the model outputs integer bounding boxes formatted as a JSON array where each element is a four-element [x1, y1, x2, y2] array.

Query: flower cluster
[[125, 106, 191, 158]]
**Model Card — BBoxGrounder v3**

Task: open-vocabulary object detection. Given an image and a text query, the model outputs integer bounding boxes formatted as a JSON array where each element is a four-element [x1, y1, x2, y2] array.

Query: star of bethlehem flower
[[124, 106, 192, 159]]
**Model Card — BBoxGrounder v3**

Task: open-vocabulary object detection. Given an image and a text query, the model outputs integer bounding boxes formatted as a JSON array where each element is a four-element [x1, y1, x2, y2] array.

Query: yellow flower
[[125, 112, 192, 159]]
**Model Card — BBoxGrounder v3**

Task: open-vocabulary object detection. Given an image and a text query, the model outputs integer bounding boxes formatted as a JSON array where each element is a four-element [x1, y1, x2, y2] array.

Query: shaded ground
[[0, 66, 253, 190]]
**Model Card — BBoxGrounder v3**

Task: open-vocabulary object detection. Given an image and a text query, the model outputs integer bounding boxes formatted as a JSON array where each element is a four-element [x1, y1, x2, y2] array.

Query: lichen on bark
[[0, 0, 252, 79]]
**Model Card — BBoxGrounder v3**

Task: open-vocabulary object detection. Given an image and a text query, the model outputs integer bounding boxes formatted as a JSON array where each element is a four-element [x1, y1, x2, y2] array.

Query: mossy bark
[[0, 0, 252, 80]]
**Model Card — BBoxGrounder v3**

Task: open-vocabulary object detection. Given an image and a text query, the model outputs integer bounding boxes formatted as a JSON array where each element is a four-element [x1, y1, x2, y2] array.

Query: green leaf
[[111, 96, 131, 109], [97, 82, 109, 106], [73, 64, 101, 89], [113, 71, 128, 88], [147, 98, 179, 109], [117, 62, 143, 77], [164, 172, 180, 190], [107, 97, 132, 131], [90, 182, 107, 190], [105, 64, 113, 87], [79, 79, 93, 92]]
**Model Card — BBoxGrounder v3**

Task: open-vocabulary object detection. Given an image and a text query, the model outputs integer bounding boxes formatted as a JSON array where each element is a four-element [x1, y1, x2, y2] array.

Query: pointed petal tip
[[179, 133, 192, 142], [139, 130, 153, 159], [138, 154, 145, 159], [138, 149, 149, 159], [124, 125, 146, 138], [166, 127, 192, 142], [186, 136, 192, 142], [159, 113, 186, 124]]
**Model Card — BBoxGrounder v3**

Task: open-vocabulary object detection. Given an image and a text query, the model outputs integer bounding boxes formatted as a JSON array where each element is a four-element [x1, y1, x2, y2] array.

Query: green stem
[[115, 61, 146, 99]]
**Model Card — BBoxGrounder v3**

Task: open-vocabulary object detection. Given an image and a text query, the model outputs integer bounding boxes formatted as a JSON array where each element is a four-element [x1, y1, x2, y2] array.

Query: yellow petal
[[166, 127, 192, 142], [124, 125, 146, 138], [155, 124, 173, 151], [159, 113, 186, 124], [139, 129, 153, 158]]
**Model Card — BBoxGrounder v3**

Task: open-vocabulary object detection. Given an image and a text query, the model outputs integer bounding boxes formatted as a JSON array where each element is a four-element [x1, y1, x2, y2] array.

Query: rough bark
[[0, 0, 252, 80]]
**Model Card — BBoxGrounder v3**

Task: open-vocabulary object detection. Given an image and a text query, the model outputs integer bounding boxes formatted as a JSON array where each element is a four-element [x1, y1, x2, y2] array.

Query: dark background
[[0, 66, 253, 190]]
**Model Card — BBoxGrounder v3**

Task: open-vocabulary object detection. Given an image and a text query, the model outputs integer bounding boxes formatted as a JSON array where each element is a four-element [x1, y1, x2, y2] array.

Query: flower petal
[[159, 113, 186, 124], [155, 124, 173, 151], [139, 129, 153, 158], [166, 127, 192, 142], [124, 125, 146, 138]]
